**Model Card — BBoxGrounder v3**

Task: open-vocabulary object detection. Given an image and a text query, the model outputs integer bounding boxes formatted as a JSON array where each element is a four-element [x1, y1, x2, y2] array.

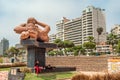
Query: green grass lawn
[[0, 67, 75, 80], [25, 71, 75, 80], [0, 67, 10, 71]]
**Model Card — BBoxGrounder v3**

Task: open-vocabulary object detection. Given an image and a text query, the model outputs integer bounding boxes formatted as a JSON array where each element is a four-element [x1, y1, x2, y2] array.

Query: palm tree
[[107, 33, 118, 47], [116, 40, 120, 55], [107, 33, 118, 54], [97, 27, 103, 44]]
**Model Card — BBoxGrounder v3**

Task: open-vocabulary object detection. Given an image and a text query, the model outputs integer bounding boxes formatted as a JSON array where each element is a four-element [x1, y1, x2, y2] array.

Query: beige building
[[111, 24, 120, 35], [56, 6, 106, 45], [49, 34, 56, 43]]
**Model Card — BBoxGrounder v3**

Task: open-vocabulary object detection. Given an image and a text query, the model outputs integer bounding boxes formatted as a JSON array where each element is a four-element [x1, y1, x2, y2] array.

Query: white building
[[49, 34, 56, 43], [96, 44, 112, 53], [56, 6, 106, 45], [82, 6, 106, 44], [56, 17, 70, 41], [111, 24, 120, 35], [64, 18, 82, 45]]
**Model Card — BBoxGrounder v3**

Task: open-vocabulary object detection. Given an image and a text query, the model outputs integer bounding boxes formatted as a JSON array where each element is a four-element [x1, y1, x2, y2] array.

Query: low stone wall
[[46, 56, 108, 72]]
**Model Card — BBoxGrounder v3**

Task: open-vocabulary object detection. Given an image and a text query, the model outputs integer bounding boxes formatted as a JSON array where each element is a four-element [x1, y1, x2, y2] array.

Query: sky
[[0, 0, 120, 46]]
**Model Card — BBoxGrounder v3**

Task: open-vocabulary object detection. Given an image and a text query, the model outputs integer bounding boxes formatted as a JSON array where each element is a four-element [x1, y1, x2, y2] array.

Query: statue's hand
[[20, 31, 29, 40]]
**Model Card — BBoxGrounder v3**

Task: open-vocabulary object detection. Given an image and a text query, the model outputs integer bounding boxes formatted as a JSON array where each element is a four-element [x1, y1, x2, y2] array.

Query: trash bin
[[8, 67, 25, 80], [11, 58, 14, 63]]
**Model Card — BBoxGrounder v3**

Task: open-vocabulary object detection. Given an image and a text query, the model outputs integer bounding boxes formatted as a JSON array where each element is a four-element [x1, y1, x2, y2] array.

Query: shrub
[[0, 57, 3, 63], [20, 67, 32, 73], [71, 72, 120, 80], [89, 52, 96, 55], [57, 50, 64, 56], [73, 50, 79, 56], [71, 73, 89, 80], [48, 51, 56, 56], [90, 74, 104, 80]]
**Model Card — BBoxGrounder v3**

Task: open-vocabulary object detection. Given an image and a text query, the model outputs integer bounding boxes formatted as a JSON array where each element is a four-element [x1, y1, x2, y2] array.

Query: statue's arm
[[14, 23, 27, 34], [36, 21, 50, 33], [20, 23, 26, 27]]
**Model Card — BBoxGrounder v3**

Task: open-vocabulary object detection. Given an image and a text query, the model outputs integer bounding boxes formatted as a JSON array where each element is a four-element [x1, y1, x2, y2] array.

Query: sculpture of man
[[14, 17, 50, 42]]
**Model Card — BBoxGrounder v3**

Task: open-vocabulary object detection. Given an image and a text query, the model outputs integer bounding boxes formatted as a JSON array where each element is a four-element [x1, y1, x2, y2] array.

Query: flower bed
[[71, 72, 120, 80]]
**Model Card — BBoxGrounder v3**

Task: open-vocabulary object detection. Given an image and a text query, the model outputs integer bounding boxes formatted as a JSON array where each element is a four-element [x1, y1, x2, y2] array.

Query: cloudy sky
[[0, 0, 120, 46]]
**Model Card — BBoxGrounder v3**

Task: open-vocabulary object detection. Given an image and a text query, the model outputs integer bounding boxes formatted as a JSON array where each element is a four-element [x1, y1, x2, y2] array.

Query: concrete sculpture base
[[21, 39, 57, 68]]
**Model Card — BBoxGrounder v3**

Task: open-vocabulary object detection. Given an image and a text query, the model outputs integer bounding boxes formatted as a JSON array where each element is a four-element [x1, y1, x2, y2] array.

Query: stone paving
[[0, 71, 8, 80]]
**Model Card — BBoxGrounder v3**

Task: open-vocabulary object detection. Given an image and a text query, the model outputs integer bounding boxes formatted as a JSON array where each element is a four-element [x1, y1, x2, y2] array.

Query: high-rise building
[[64, 17, 82, 45], [0, 38, 9, 55], [49, 34, 56, 43], [82, 6, 106, 44], [56, 6, 106, 45], [56, 17, 70, 41]]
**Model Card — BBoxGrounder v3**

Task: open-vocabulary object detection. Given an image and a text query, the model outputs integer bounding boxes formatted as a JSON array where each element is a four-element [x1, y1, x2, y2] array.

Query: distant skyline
[[0, 0, 120, 46]]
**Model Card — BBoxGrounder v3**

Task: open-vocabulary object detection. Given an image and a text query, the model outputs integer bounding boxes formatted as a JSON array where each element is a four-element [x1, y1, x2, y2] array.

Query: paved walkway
[[0, 71, 106, 80], [0, 71, 8, 80]]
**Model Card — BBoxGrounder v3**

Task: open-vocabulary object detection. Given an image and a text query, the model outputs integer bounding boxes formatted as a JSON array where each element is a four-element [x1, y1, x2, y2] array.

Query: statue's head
[[27, 17, 37, 24]]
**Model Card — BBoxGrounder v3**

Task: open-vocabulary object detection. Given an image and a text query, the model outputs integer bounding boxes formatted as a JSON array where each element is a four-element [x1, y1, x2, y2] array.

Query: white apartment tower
[[64, 18, 82, 45], [82, 6, 106, 44], [56, 17, 70, 41], [56, 6, 106, 45]]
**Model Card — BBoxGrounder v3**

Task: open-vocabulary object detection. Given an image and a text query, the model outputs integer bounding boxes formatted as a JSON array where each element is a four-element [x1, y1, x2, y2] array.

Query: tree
[[6, 46, 19, 57], [63, 40, 74, 55], [97, 27, 103, 44], [48, 51, 57, 56], [116, 40, 120, 55], [53, 39, 64, 56], [107, 33, 118, 47], [54, 39, 64, 50], [83, 42, 96, 56], [63, 40, 74, 48], [54, 39, 74, 56], [107, 33, 118, 54], [73, 45, 86, 55]]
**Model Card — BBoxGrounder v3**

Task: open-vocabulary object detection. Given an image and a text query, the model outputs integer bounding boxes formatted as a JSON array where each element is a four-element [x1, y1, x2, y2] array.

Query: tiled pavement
[[0, 71, 8, 80]]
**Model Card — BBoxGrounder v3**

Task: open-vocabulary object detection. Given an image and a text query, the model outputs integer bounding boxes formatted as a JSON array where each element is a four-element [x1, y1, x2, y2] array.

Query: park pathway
[[0, 71, 8, 80]]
